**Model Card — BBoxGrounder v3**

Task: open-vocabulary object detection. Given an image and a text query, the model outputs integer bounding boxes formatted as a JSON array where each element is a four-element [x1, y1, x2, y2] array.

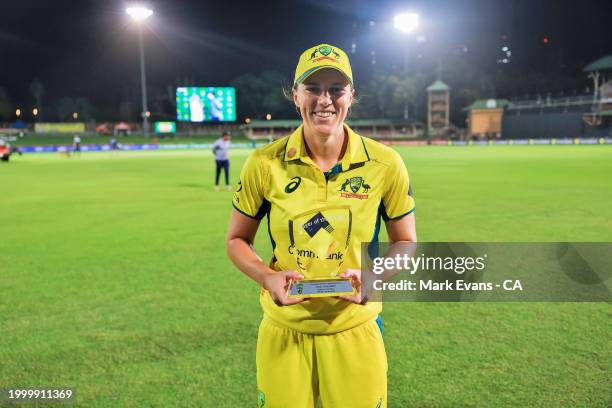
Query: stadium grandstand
[[242, 118, 425, 142], [464, 54, 612, 140]]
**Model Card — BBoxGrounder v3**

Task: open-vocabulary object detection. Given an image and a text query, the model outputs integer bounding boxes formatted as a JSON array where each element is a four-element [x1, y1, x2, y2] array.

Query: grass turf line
[[0, 146, 610, 407]]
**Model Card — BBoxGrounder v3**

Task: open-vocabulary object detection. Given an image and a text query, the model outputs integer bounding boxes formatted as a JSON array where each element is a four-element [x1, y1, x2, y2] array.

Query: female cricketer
[[226, 43, 417, 408]]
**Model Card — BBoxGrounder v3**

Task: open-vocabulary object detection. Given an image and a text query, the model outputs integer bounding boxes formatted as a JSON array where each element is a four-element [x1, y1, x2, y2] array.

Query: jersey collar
[[283, 124, 370, 171]]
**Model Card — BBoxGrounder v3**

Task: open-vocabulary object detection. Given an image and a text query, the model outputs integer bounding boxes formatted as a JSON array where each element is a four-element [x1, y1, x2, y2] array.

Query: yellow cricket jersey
[[232, 124, 415, 334]]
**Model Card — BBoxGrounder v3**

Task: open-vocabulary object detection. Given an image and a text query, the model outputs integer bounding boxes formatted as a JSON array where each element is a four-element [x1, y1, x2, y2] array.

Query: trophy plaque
[[287, 206, 355, 298]]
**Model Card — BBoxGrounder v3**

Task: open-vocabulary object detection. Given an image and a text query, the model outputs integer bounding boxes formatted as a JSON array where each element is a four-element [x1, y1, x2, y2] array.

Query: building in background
[[427, 80, 450, 137], [465, 99, 510, 139], [583, 54, 612, 129]]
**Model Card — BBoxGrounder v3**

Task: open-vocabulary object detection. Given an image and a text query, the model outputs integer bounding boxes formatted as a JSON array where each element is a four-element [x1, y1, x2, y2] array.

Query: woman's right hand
[[262, 270, 306, 306]]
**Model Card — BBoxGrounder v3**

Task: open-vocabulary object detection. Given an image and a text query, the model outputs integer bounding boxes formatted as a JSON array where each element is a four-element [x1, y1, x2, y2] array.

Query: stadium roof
[[427, 80, 450, 91], [245, 118, 410, 128], [463, 99, 511, 111], [348, 118, 410, 126], [584, 109, 612, 117], [584, 55, 612, 72], [247, 120, 301, 128]]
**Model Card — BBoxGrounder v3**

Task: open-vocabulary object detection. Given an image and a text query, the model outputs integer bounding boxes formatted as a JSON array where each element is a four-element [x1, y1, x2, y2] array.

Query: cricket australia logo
[[309, 45, 341, 62], [339, 176, 370, 199]]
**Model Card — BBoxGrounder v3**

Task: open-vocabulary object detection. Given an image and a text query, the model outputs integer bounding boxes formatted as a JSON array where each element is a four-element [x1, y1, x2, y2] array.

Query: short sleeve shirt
[[232, 125, 415, 334], [212, 138, 230, 161]]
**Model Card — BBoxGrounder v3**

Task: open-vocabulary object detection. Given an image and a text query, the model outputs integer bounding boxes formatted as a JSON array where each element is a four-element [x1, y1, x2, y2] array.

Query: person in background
[[109, 137, 120, 151], [212, 132, 231, 191], [72, 134, 81, 155], [0, 140, 11, 162]]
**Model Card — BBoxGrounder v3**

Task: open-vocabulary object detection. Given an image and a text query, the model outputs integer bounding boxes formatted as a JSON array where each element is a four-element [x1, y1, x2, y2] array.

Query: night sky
[[2, 0, 611, 115]]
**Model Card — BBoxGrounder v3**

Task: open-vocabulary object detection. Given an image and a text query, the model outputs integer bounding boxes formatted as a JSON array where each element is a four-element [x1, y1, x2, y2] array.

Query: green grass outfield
[[1, 146, 610, 407]]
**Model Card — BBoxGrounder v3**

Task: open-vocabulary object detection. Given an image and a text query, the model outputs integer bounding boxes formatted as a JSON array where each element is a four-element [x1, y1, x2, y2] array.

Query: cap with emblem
[[294, 44, 353, 86]]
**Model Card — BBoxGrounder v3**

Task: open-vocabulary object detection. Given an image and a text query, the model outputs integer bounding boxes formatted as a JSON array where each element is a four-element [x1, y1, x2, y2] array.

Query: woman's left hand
[[338, 268, 368, 305]]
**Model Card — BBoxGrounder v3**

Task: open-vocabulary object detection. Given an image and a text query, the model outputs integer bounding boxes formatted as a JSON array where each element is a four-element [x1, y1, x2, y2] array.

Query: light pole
[[393, 12, 419, 34], [126, 6, 153, 136], [394, 12, 420, 73], [394, 12, 420, 120]]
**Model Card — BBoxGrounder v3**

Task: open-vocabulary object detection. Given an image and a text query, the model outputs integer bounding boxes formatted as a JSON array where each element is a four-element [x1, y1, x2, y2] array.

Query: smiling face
[[293, 68, 354, 138]]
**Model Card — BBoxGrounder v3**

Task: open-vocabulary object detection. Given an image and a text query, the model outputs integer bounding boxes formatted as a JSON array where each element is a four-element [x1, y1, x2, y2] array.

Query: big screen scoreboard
[[176, 87, 236, 122]]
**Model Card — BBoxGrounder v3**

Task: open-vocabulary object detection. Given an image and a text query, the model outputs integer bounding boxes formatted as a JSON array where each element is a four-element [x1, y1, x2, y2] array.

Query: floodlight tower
[[126, 6, 153, 136], [393, 12, 419, 34], [394, 12, 420, 120], [394, 12, 420, 72]]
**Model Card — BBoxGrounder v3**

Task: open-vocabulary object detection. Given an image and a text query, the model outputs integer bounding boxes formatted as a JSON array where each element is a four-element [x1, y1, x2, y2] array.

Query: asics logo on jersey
[[284, 177, 301, 193]]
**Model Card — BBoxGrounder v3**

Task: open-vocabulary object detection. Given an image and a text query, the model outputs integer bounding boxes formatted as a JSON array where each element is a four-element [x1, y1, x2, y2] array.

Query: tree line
[[0, 60, 589, 126]]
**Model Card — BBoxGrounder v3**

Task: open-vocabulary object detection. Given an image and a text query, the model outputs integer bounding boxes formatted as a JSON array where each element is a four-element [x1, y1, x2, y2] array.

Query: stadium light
[[16, 108, 21, 117], [393, 12, 420, 120], [394, 13, 419, 33], [126, 6, 153, 22], [126, 5, 153, 136]]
